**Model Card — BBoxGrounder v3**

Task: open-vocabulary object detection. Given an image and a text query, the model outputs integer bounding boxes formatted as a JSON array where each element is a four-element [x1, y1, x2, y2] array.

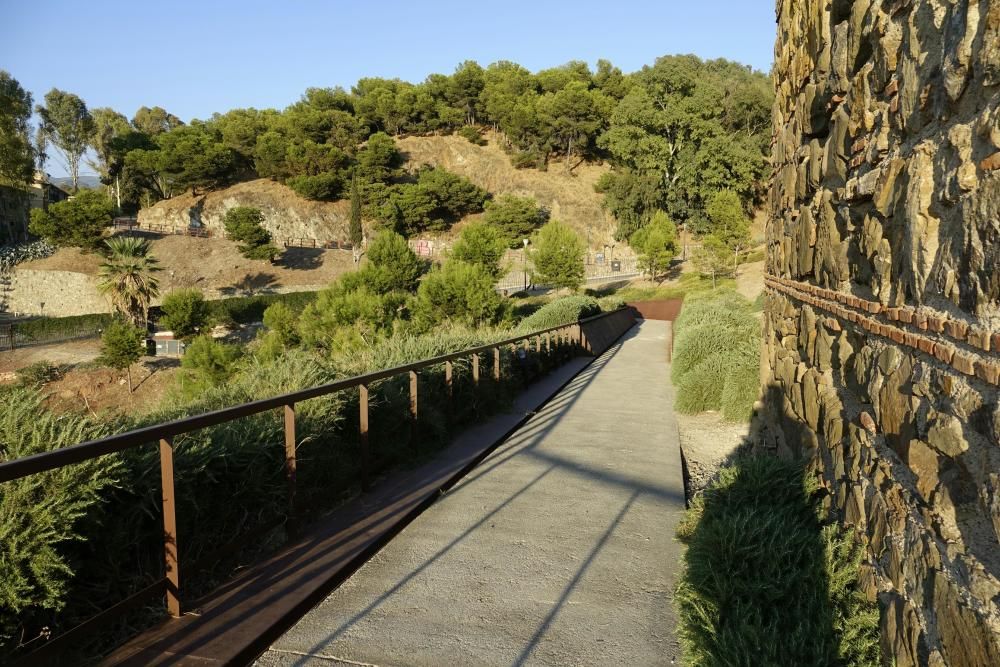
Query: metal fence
[[0, 308, 635, 662], [0, 319, 106, 351], [113, 220, 212, 238]]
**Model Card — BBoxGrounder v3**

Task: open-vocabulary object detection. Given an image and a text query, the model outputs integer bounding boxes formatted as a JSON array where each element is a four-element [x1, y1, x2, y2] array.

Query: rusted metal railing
[[0, 308, 634, 655]]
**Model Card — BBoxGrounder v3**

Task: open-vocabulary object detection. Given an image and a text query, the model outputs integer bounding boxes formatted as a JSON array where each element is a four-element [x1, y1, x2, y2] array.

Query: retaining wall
[[760, 0, 1000, 663]]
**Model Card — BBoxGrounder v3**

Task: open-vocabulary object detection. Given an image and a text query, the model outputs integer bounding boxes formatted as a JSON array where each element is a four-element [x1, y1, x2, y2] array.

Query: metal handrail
[[0, 313, 612, 483], [0, 307, 630, 652]]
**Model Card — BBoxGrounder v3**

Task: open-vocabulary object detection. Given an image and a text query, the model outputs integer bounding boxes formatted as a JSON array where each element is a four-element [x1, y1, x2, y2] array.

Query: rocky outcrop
[[138, 179, 352, 243], [761, 0, 1000, 664]]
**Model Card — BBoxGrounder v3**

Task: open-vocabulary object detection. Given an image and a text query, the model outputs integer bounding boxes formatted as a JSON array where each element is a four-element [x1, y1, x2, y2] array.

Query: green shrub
[[597, 296, 627, 312], [671, 320, 759, 384], [223, 206, 279, 261], [179, 335, 242, 395], [262, 302, 299, 347], [414, 260, 507, 329], [159, 288, 209, 339], [286, 172, 343, 201], [450, 221, 507, 278], [721, 356, 761, 422], [511, 151, 544, 169], [15, 361, 62, 387], [206, 290, 319, 326], [675, 456, 881, 666], [515, 295, 600, 332], [0, 388, 118, 653], [14, 313, 114, 344], [457, 126, 485, 145], [671, 290, 761, 419], [676, 354, 729, 414]]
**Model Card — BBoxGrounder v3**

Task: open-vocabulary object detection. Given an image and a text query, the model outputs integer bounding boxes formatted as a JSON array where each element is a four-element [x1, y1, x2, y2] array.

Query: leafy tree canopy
[[450, 221, 507, 279], [29, 189, 113, 249], [223, 206, 280, 261], [483, 194, 549, 247], [631, 211, 678, 282], [531, 220, 585, 291], [0, 71, 35, 188], [159, 288, 210, 340], [414, 260, 506, 328]]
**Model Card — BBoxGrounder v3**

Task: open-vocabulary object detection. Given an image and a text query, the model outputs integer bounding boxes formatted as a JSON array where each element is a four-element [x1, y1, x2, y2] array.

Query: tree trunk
[[115, 173, 122, 211], [127, 366, 133, 394]]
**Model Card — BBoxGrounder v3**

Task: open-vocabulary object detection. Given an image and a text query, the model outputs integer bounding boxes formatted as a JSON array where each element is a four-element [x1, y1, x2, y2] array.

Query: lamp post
[[522, 238, 529, 291]]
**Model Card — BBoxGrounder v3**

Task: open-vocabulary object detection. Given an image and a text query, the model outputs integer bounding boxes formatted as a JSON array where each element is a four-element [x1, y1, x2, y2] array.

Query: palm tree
[[97, 236, 160, 327]]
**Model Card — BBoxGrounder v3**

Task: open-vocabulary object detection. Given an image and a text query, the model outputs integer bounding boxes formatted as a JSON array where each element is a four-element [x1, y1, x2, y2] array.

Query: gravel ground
[[675, 411, 751, 499]]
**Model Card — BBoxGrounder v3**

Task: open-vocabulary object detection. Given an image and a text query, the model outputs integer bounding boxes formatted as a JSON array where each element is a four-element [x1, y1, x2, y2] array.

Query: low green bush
[[515, 295, 601, 332], [675, 354, 730, 415], [675, 456, 881, 666], [0, 388, 118, 651], [597, 295, 627, 312], [721, 360, 761, 422], [671, 290, 761, 421], [14, 313, 114, 343], [671, 320, 759, 384], [457, 126, 486, 145], [205, 290, 319, 326], [15, 361, 62, 387]]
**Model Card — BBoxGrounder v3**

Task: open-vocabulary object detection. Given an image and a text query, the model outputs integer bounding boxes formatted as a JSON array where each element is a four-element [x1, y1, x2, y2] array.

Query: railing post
[[445, 360, 453, 399], [535, 335, 541, 353], [159, 436, 181, 618], [409, 370, 418, 443], [283, 403, 297, 531], [493, 347, 501, 381], [545, 332, 551, 354], [472, 353, 480, 385], [359, 384, 370, 490]]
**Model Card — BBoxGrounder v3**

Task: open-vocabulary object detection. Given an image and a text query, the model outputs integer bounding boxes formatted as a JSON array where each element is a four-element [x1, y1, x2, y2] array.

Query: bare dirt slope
[[398, 133, 616, 246], [19, 235, 353, 295], [138, 179, 352, 242]]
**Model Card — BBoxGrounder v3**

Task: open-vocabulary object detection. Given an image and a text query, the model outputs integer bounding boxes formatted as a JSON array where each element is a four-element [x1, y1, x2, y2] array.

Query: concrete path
[[256, 320, 684, 667]]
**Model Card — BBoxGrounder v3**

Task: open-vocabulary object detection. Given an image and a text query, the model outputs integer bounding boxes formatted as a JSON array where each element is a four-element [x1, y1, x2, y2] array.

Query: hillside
[[137, 134, 615, 247], [138, 179, 353, 242], [396, 133, 616, 245]]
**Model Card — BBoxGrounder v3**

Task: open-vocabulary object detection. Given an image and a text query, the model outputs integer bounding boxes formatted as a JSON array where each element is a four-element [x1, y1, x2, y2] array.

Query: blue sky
[[3, 0, 775, 176]]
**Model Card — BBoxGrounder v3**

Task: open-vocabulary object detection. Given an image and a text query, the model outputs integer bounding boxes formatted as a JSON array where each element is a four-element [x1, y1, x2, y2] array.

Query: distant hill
[[50, 175, 102, 191]]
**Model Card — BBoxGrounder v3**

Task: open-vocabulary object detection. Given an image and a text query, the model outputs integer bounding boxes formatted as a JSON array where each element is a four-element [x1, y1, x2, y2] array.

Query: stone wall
[[761, 0, 1000, 664], [5, 269, 107, 317], [4, 268, 326, 318]]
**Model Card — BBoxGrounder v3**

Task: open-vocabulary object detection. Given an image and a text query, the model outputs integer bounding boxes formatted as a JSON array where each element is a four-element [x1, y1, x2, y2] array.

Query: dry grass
[[397, 133, 617, 247]]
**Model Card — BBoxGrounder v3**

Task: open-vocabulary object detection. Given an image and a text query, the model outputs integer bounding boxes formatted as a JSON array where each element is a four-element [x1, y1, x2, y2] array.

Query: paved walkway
[[256, 320, 684, 667]]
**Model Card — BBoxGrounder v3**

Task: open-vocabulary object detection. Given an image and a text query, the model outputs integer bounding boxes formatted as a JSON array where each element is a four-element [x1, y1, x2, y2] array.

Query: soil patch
[[676, 411, 751, 498]]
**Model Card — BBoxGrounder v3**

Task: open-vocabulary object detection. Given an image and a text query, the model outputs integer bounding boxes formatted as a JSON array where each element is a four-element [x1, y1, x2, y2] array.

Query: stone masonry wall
[[761, 0, 1000, 664]]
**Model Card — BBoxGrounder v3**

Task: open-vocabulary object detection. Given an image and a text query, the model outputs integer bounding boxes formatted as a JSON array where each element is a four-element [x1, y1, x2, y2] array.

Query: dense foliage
[[98, 320, 146, 392], [530, 220, 585, 291], [597, 56, 771, 239], [671, 290, 761, 422], [223, 206, 279, 261], [0, 71, 36, 189], [515, 295, 601, 332], [3, 56, 769, 247], [630, 211, 678, 282], [159, 288, 210, 339], [482, 194, 549, 247], [449, 221, 508, 279], [676, 456, 881, 666], [28, 190, 113, 249]]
